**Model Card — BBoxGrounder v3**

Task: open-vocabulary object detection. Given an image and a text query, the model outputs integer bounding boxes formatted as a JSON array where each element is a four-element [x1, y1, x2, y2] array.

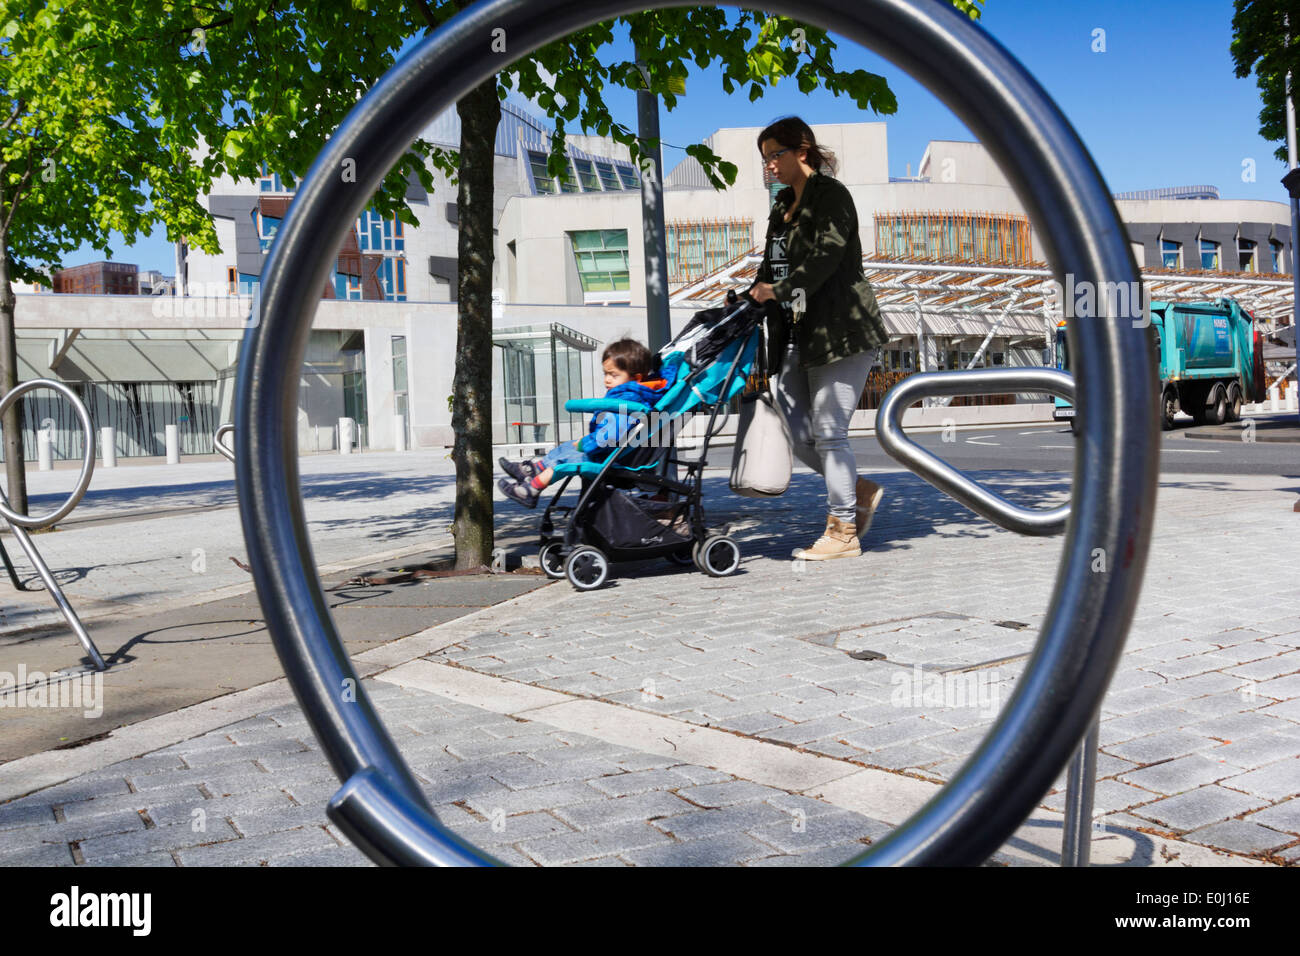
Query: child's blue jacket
[[577, 379, 668, 457]]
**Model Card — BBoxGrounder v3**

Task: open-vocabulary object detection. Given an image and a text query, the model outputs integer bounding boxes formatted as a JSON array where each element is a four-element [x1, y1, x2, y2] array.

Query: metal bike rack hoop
[[0, 379, 96, 528], [235, 0, 1159, 865], [0, 379, 105, 670], [875, 367, 1076, 536], [214, 423, 236, 463]]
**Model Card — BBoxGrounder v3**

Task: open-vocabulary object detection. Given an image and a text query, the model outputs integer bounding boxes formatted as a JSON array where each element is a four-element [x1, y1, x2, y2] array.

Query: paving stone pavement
[[427, 466, 1300, 863], [0, 682, 889, 867]]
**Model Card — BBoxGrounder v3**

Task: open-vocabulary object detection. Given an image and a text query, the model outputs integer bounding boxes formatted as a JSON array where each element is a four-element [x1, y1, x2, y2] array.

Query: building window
[[1199, 239, 1220, 270], [569, 229, 630, 297], [884, 348, 914, 371], [556, 159, 580, 194], [258, 163, 292, 193], [873, 211, 1033, 265], [379, 258, 407, 301], [666, 219, 754, 283], [1161, 239, 1182, 269], [1271, 239, 1285, 273], [1237, 238, 1257, 272], [227, 266, 237, 294], [392, 335, 408, 393], [358, 209, 404, 252], [256, 211, 282, 251], [615, 164, 639, 189], [573, 158, 601, 191], [332, 268, 362, 300], [527, 151, 556, 194], [595, 161, 620, 190]]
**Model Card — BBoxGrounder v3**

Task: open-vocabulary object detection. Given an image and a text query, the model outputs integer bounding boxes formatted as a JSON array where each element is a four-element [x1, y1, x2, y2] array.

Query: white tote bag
[[730, 388, 793, 497]]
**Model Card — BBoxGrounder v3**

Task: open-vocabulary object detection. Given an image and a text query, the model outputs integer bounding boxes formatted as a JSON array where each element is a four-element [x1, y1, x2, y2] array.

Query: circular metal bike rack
[[0, 379, 95, 528], [0, 378, 104, 670], [235, 0, 1158, 865]]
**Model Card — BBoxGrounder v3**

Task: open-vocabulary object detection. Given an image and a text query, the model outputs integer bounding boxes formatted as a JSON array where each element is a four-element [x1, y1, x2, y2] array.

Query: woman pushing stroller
[[748, 116, 890, 561]]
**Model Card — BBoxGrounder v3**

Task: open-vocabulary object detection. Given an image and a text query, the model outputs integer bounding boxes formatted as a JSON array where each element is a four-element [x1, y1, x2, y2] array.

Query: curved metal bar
[[0, 379, 104, 669], [876, 368, 1075, 535], [213, 423, 236, 463], [0, 379, 96, 529], [235, 0, 1158, 867], [1, 520, 106, 670]]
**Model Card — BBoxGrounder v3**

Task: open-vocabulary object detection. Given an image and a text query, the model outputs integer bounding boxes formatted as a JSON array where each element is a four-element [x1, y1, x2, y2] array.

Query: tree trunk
[[450, 78, 501, 570], [0, 241, 27, 517]]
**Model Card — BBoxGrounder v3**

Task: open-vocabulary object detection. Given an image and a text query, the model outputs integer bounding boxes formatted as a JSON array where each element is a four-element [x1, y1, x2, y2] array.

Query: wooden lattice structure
[[666, 218, 753, 284], [873, 210, 1034, 265]]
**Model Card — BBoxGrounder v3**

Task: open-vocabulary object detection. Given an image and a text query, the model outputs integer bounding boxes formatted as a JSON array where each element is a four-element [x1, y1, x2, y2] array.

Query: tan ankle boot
[[792, 515, 861, 561], [855, 477, 884, 540]]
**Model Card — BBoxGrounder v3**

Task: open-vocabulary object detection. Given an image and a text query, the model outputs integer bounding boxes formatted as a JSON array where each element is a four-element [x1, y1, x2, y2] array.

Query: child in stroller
[[530, 293, 764, 590], [498, 338, 669, 508]]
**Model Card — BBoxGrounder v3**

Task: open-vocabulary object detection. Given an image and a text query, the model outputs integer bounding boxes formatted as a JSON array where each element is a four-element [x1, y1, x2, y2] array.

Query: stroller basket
[[590, 488, 693, 552]]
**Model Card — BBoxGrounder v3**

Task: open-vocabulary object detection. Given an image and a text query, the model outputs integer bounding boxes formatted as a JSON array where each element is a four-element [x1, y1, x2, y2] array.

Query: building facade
[[8, 104, 1294, 460]]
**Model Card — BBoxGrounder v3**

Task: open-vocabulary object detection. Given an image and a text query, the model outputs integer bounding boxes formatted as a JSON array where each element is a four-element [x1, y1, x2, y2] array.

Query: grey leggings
[[773, 345, 874, 522]]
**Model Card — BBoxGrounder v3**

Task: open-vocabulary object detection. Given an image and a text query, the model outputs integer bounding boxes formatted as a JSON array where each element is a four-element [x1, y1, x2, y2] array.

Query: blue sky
[[75, 0, 1290, 275]]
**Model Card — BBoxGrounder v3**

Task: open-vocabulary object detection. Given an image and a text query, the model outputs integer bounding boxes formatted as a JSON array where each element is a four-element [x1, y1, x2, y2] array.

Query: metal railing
[[0, 379, 105, 670], [233, 0, 1158, 866]]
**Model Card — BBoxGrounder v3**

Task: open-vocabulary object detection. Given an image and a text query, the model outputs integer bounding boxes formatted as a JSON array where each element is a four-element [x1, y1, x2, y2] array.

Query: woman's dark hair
[[602, 338, 655, 379], [757, 116, 838, 176]]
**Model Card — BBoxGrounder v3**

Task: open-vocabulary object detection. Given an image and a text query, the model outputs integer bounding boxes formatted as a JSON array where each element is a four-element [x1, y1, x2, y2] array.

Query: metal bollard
[[394, 413, 406, 453], [101, 426, 116, 468], [37, 428, 52, 471], [165, 424, 180, 464], [338, 417, 354, 455]]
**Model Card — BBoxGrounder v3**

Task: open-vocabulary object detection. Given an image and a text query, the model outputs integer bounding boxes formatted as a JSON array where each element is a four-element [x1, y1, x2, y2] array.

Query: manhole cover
[[806, 610, 1038, 671]]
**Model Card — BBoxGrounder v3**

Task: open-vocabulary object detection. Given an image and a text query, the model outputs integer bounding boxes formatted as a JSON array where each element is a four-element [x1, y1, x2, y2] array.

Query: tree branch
[[0, 98, 24, 133], [410, 0, 441, 32]]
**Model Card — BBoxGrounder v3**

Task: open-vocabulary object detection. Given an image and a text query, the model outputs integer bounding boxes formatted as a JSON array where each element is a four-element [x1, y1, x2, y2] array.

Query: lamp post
[[1284, 87, 1299, 423]]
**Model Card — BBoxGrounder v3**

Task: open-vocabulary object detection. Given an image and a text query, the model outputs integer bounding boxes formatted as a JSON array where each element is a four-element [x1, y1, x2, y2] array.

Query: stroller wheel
[[698, 535, 742, 577], [538, 542, 566, 580], [565, 545, 609, 591]]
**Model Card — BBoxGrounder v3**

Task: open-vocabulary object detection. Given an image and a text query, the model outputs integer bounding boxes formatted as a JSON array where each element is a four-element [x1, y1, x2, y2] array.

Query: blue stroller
[[537, 292, 764, 591]]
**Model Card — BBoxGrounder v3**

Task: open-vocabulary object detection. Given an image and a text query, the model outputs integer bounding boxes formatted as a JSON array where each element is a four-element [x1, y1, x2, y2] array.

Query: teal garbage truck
[[1054, 297, 1266, 431]]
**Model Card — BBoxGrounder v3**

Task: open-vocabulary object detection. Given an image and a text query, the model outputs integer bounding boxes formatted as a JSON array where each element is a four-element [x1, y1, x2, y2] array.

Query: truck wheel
[[1205, 386, 1227, 427], [1160, 389, 1177, 431], [1226, 384, 1242, 422]]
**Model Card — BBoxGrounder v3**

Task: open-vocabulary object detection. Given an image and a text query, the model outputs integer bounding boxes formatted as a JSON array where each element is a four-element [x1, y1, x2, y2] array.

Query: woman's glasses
[[762, 147, 792, 166]]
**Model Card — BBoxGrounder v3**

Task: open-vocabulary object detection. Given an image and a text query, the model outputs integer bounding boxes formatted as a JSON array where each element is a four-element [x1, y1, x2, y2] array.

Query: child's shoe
[[498, 477, 539, 509], [499, 457, 538, 482]]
